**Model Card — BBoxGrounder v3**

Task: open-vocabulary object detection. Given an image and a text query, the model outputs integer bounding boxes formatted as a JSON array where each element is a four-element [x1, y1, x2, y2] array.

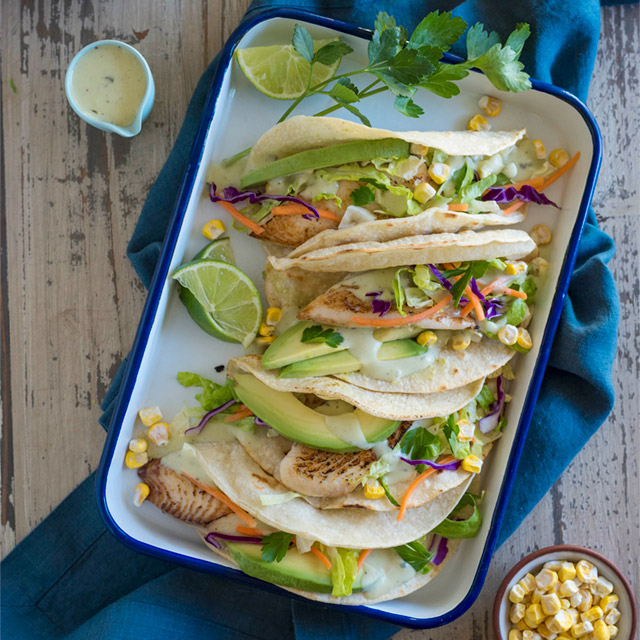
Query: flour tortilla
[[194, 440, 472, 548], [229, 355, 484, 421], [270, 229, 536, 273], [245, 116, 526, 171]]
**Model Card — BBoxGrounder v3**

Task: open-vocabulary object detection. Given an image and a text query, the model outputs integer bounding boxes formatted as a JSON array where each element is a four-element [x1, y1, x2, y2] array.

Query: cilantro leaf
[[336, 77, 359, 95], [328, 81, 359, 104], [473, 44, 531, 92], [177, 372, 234, 411], [374, 12, 396, 33], [443, 415, 470, 460], [261, 531, 294, 563], [335, 100, 372, 127], [292, 24, 314, 63], [313, 39, 353, 66], [368, 26, 402, 68], [419, 62, 469, 98], [369, 48, 434, 96], [400, 427, 442, 472], [466, 23, 501, 59], [350, 185, 375, 206], [359, 177, 388, 191], [301, 325, 344, 348], [432, 493, 482, 538], [394, 95, 424, 118], [394, 540, 435, 573], [379, 476, 400, 507], [449, 269, 472, 308], [476, 385, 496, 411], [505, 23, 531, 57], [459, 174, 497, 203], [409, 11, 467, 51]]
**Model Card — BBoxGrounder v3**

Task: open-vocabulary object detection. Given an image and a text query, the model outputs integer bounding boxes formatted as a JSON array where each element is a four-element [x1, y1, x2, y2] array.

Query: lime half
[[236, 39, 340, 100], [173, 260, 261, 348], [194, 237, 236, 265]]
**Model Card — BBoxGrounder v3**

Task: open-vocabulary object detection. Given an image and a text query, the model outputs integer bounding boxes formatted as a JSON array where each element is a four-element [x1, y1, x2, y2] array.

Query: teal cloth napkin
[[2, 1, 621, 638]]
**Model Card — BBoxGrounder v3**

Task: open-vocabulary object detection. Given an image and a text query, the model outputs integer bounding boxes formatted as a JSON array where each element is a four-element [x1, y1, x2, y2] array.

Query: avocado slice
[[233, 373, 399, 452], [373, 326, 422, 342], [241, 138, 411, 189], [262, 322, 347, 370], [278, 338, 427, 378], [226, 541, 363, 594]]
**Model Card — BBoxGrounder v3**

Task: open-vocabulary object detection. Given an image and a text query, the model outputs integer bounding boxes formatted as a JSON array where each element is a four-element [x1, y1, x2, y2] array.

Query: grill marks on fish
[[138, 459, 231, 525], [254, 213, 337, 247], [278, 421, 413, 498]]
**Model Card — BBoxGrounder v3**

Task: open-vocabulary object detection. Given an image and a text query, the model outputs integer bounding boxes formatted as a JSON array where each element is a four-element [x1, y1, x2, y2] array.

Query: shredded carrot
[[271, 204, 339, 223], [235, 525, 265, 537], [464, 285, 485, 321], [397, 456, 457, 522], [503, 200, 525, 216], [500, 176, 545, 190], [540, 152, 580, 190], [309, 545, 332, 570], [480, 277, 512, 296], [357, 549, 373, 572], [351, 294, 452, 327], [215, 196, 264, 235], [499, 287, 527, 299], [224, 406, 253, 422], [447, 203, 469, 212], [183, 474, 256, 527]]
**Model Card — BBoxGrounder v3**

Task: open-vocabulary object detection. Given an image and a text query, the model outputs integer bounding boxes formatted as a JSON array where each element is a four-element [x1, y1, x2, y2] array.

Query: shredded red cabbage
[[371, 298, 392, 317], [481, 185, 560, 209], [185, 399, 237, 436], [469, 278, 485, 303], [478, 375, 505, 433], [254, 416, 272, 429], [205, 532, 263, 548], [484, 298, 504, 319], [400, 457, 462, 471], [427, 264, 468, 306], [432, 535, 449, 565], [365, 291, 383, 297], [210, 182, 320, 218]]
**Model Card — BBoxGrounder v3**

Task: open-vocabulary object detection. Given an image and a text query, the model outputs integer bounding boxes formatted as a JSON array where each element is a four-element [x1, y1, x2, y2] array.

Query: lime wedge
[[194, 237, 235, 265], [173, 260, 262, 348], [236, 39, 340, 100]]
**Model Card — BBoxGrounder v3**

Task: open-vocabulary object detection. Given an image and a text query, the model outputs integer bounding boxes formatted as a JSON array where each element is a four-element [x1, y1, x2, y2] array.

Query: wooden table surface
[[1, 2, 638, 637]]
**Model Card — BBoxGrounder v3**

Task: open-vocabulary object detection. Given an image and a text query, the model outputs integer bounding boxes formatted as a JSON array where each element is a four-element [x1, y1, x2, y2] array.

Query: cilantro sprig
[[301, 325, 344, 348], [261, 531, 295, 563], [394, 539, 435, 573]]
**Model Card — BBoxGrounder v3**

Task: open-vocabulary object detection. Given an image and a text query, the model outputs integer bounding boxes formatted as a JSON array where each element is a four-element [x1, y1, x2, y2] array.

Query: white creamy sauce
[[372, 441, 415, 484], [71, 44, 147, 127], [340, 270, 395, 303], [161, 443, 210, 483], [324, 412, 371, 449], [361, 549, 417, 598], [338, 205, 376, 229]]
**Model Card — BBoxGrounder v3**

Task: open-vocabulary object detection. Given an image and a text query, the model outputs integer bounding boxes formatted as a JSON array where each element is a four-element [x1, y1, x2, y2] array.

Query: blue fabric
[[2, 1, 620, 638]]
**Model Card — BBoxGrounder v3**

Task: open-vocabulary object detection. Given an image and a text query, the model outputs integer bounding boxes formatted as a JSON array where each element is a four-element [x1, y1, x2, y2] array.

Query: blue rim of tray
[[96, 7, 602, 630]]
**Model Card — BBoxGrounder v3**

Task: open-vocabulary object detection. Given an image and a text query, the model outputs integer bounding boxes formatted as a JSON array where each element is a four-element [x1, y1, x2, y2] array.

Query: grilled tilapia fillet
[[278, 421, 412, 498], [253, 214, 337, 247], [138, 459, 231, 525], [298, 286, 475, 330]]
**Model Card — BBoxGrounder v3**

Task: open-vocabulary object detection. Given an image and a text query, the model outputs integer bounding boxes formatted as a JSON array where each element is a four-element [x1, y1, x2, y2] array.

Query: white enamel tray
[[96, 9, 601, 628]]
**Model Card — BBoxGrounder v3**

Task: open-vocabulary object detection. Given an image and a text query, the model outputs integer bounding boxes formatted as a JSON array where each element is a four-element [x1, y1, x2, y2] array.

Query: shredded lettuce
[[432, 493, 482, 538], [260, 491, 302, 506], [476, 385, 496, 411], [413, 264, 439, 291], [443, 415, 471, 459], [505, 298, 528, 325], [392, 268, 410, 315], [177, 372, 235, 411], [327, 547, 359, 597]]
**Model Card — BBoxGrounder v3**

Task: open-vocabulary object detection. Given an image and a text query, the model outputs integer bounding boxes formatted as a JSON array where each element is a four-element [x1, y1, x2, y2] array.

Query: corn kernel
[[201, 218, 226, 240], [509, 631, 523, 640], [550, 149, 569, 168], [560, 581, 580, 597], [525, 604, 546, 627], [569, 591, 584, 608], [452, 334, 471, 351], [558, 562, 577, 582], [428, 162, 450, 185], [363, 480, 385, 500], [522, 631, 542, 640], [604, 609, 620, 626], [125, 450, 148, 469], [560, 598, 570, 610], [542, 593, 562, 616], [544, 561, 564, 572], [462, 454, 482, 473], [516, 620, 531, 632], [576, 560, 598, 584], [530, 588, 544, 604], [577, 589, 593, 612], [516, 327, 533, 350], [592, 577, 613, 597], [580, 606, 603, 623], [128, 438, 148, 453], [566, 608, 579, 626], [257, 335, 275, 345], [413, 182, 437, 204], [570, 621, 593, 638], [498, 324, 519, 346], [468, 114, 491, 131], [265, 307, 282, 326], [592, 620, 610, 640], [511, 602, 527, 623], [557, 636, 572, 640], [548, 610, 573, 633], [139, 406, 163, 427], [417, 330, 438, 347], [456, 419, 475, 442], [506, 260, 528, 276], [606, 625, 618, 638], [148, 422, 170, 447], [593, 592, 602, 605], [520, 573, 537, 593], [530, 224, 552, 246], [133, 482, 150, 506], [599, 595, 618, 613], [479, 95, 502, 117], [537, 621, 557, 640], [259, 322, 275, 337], [532, 139, 547, 160]]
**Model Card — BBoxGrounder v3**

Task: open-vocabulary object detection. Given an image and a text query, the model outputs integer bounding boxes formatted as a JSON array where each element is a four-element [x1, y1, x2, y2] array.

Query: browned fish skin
[[138, 460, 231, 525], [253, 214, 337, 247]]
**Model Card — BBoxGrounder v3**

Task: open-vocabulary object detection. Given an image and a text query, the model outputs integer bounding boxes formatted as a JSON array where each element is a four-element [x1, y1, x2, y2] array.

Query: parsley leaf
[[301, 325, 344, 348], [449, 260, 493, 307], [400, 427, 442, 472], [336, 100, 372, 127], [394, 540, 435, 573], [261, 531, 294, 563], [394, 95, 424, 118], [466, 23, 501, 58], [374, 12, 396, 33], [443, 415, 470, 460], [350, 185, 375, 206], [419, 62, 469, 98], [292, 24, 314, 63], [368, 25, 403, 68], [369, 48, 435, 97], [505, 23, 531, 57], [408, 11, 467, 51], [328, 81, 360, 104], [177, 372, 234, 411], [313, 40, 353, 66]]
